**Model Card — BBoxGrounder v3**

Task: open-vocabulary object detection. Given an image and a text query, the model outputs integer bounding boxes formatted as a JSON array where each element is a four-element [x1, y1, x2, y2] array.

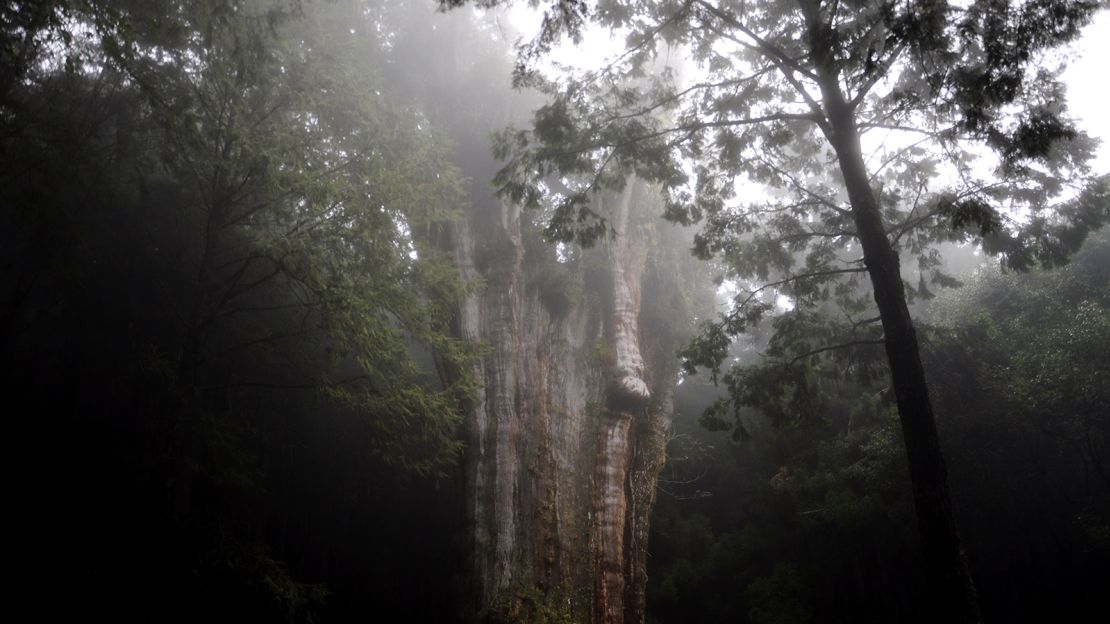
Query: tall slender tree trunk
[[449, 179, 678, 623], [801, 3, 982, 620], [832, 109, 982, 624]]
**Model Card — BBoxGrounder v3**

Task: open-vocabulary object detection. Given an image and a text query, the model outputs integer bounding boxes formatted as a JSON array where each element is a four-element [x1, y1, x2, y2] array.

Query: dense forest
[[3, 1, 1107, 623]]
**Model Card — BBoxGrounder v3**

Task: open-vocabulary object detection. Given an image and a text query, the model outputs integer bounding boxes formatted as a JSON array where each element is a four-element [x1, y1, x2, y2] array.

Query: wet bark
[[450, 179, 677, 623]]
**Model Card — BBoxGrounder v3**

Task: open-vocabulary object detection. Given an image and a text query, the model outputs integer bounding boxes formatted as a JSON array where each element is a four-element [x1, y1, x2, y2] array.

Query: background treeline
[[648, 231, 1110, 624], [2, 1, 519, 620]]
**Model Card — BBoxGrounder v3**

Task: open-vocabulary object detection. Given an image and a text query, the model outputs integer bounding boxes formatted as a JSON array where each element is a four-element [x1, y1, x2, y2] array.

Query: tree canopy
[[3, 1, 490, 619], [475, 0, 1105, 304], [443, 0, 1108, 620], [4, 0, 479, 475], [648, 229, 1110, 623]]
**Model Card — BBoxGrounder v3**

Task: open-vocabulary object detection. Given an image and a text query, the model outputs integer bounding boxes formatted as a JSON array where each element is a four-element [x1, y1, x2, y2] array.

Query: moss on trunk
[[452, 179, 679, 623]]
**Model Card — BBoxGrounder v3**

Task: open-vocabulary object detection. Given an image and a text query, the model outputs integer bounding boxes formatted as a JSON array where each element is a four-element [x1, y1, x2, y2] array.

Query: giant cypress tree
[[368, 4, 710, 621], [444, 0, 1105, 621]]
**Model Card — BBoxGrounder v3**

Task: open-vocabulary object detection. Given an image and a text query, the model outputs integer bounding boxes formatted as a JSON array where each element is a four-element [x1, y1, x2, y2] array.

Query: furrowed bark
[[451, 178, 677, 623]]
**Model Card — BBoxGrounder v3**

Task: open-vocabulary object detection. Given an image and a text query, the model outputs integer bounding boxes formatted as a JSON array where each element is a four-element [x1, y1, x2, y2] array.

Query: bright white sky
[[504, 4, 1110, 175], [1062, 9, 1110, 173]]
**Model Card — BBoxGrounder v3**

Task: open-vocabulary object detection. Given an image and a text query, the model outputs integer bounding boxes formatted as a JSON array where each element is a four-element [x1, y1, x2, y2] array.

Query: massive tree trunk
[[449, 178, 678, 623]]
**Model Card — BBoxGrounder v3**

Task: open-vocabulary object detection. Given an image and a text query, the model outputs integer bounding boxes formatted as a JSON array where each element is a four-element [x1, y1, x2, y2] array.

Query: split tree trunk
[[449, 178, 678, 623]]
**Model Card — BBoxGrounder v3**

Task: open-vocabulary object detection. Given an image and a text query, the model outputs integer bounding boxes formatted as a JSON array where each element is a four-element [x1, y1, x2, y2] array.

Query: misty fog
[[3, 1, 1107, 623]]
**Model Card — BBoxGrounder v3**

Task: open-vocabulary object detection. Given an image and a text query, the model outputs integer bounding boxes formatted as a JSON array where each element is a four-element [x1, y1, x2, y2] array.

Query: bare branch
[[538, 112, 821, 160], [756, 156, 851, 216], [204, 374, 375, 392], [866, 134, 932, 182], [787, 338, 884, 365], [852, 315, 882, 328], [214, 301, 321, 320], [694, 13, 829, 131], [849, 42, 906, 108], [599, 71, 776, 127], [196, 326, 320, 367], [599, 0, 695, 77], [735, 267, 867, 310], [857, 121, 947, 137], [694, 0, 817, 80]]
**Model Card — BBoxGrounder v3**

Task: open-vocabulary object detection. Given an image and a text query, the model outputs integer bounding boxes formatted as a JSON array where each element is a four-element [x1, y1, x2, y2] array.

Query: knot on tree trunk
[[608, 370, 651, 411]]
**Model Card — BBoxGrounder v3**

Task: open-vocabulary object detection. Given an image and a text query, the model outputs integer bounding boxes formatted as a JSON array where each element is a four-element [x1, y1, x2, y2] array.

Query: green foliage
[[939, 196, 1003, 237], [589, 337, 614, 367], [478, 0, 1101, 240], [649, 390, 923, 623], [982, 175, 1110, 270], [201, 540, 331, 624], [437, 2, 1110, 618], [648, 231, 1110, 623], [3, 0, 487, 620], [447, 0, 1107, 452], [534, 259, 584, 317], [744, 564, 812, 624], [921, 229, 1110, 619], [98, 0, 478, 476]]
